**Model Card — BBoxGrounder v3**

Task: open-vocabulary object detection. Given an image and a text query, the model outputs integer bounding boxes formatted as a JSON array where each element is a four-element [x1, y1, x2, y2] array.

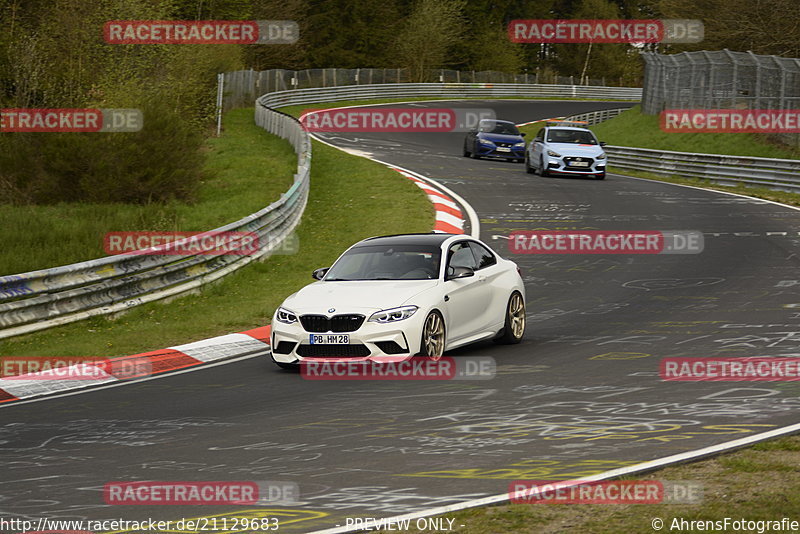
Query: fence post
[[216, 72, 224, 137]]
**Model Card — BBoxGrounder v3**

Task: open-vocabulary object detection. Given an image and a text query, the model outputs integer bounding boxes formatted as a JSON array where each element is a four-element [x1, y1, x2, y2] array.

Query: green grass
[[0, 109, 297, 276], [0, 110, 432, 358], [591, 105, 800, 159], [374, 434, 800, 533]]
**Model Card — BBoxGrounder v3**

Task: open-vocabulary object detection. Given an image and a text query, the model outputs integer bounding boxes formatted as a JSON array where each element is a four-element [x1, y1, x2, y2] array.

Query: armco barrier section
[[605, 146, 800, 191], [0, 105, 310, 340], [563, 108, 800, 192], [257, 82, 643, 108]]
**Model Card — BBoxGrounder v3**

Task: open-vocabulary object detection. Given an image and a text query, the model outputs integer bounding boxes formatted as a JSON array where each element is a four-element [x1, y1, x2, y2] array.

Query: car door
[[467, 241, 507, 328], [443, 241, 492, 343], [529, 127, 545, 166]]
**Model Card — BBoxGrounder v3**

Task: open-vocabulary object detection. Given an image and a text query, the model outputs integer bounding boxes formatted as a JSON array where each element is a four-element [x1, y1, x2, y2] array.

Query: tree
[[392, 0, 467, 82]]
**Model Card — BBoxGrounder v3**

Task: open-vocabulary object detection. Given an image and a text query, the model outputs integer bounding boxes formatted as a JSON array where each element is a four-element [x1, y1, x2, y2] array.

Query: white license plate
[[496, 147, 511, 152], [569, 161, 590, 167], [309, 334, 349, 344]]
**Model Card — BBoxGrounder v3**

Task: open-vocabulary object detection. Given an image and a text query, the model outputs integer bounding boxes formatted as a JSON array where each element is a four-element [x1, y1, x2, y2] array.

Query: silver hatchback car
[[525, 124, 607, 180]]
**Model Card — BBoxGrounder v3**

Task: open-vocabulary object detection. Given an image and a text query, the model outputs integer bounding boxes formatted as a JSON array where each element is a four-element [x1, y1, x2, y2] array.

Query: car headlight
[[513, 142, 525, 147], [547, 149, 561, 157], [479, 138, 494, 145], [597, 152, 607, 160], [368, 305, 418, 324], [276, 307, 298, 324]]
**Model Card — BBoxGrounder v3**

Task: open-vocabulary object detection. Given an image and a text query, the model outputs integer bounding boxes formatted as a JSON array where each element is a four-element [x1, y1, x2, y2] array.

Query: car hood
[[478, 132, 524, 144], [548, 143, 604, 156], [282, 280, 439, 314]]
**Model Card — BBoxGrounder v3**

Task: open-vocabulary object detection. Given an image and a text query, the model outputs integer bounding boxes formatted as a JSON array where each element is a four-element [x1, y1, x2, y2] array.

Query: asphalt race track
[[4, 100, 800, 533]]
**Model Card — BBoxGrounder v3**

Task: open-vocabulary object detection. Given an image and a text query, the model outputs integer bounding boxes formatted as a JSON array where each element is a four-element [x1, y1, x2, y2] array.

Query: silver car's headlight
[[368, 305, 419, 324], [547, 149, 561, 157], [596, 152, 607, 160], [276, 307, 298, 324], [479, 138, 494, 145]]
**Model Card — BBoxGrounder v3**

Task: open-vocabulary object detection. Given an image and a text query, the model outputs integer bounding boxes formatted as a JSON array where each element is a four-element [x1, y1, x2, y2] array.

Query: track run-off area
[[4, 100, 800, 533]]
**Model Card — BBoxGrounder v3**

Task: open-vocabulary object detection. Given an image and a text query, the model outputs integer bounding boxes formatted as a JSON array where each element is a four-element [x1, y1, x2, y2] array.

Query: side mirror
[[599, 141, 607, 147], [469, 128, 477, 134], [312, 267, 329, 280], [447, 266, 475, 280], [520, 132, 527, 137]]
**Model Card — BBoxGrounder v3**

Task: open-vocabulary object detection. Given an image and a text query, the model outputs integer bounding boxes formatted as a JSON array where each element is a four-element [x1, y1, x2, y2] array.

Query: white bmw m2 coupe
[[270, 233, 526, 368]]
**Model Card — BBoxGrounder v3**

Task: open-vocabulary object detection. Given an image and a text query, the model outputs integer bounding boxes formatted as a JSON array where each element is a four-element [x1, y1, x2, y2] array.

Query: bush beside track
[[0, 108, 433, 359]]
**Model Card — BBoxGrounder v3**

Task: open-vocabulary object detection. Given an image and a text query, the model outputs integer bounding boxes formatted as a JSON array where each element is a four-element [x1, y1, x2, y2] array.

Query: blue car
[[463, 119, 526, 162]]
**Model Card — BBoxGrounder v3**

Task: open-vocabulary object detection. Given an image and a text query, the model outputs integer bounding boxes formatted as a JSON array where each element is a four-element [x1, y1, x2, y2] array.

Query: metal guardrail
[[561, 108, 628, 126], [257, 83, 643, 109], [565, 108, 800, 192], [604, 146, 800, 191], [0, 102, 310, 340]]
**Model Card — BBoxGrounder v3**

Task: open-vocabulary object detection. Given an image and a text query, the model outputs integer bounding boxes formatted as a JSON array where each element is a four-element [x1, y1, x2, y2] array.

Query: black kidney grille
[[300, 314, 365, 333]]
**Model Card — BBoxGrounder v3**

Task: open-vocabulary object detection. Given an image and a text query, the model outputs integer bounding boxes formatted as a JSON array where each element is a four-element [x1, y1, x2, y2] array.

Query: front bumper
[[271, 312, 426, 364], [546, 155, 605, 176], [476, 144, 525, 160]]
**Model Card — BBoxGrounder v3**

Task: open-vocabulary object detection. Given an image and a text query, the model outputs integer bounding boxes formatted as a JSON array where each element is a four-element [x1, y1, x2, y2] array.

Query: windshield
[[325, 244, 441, 281], [547, 129, 598, 144], [479, 121, 521, 135]]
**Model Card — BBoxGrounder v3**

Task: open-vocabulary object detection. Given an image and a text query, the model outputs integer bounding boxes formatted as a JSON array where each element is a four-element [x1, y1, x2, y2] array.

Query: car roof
[[356, 233, 459, 247], [480, 119, 516, 125]]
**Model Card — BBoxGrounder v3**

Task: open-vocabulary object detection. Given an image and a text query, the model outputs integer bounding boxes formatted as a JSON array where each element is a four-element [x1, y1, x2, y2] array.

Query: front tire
[[463, 143, 471, 157], [524, 154, 535, 174], [495, 292, 526, 344], [470, 142, 481, 159], [419, 311, 446, 360], [539, 156, 549, 177], [596, 172, 606, 180]]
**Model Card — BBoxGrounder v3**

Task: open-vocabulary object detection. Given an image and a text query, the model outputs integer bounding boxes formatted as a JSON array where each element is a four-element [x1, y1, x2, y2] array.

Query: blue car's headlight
[[276, 307, 298, 324], [368, 305, 419, 324], [513, 142, 525, 148], [479, 139, 494, 146]]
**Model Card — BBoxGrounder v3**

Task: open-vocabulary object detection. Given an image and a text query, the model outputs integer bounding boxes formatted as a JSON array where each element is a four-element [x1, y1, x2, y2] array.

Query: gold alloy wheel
[[509, 292, 526, 339], [423, 312, 445, 360]]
